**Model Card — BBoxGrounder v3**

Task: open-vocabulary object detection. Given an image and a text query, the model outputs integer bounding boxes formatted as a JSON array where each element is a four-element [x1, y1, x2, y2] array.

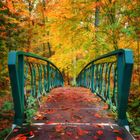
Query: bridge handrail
[[76, 49, 134, 126], [78, 49, 133, 76], [8, 51, 63, 78], [8, 51, 64, 126]]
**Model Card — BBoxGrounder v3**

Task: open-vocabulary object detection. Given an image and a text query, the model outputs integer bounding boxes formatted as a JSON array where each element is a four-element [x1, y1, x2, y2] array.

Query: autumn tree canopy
[[0, 0, 139, 83]]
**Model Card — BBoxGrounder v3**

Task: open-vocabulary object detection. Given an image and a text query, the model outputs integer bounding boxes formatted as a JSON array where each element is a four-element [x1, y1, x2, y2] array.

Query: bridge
[[6, 49, 135, 140]]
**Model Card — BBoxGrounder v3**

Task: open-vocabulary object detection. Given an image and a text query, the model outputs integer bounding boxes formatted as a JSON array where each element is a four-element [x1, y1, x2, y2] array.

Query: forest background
[[0, 0, 140, 139]]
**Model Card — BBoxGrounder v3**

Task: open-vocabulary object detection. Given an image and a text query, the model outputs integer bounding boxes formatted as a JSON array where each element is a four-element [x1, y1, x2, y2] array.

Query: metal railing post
[[47, 62, 50, 92], [8, 52, 24, 126], [117, 50, 133, 126], [91, 63, 94, 92]]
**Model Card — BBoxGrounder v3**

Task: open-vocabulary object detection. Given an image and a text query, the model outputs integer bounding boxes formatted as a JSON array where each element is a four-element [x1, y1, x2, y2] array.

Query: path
[[7, 87, 134, 140]]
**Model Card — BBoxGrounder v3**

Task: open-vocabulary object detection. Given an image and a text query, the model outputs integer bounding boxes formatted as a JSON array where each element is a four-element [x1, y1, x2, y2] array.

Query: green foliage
[[0, 128, 11, 140], [128, 85, 140, 136], [121, 27, 135, 37], [1, 101, 13, 112], [71, 79, 77, 87], [24, 95, 38, 124]]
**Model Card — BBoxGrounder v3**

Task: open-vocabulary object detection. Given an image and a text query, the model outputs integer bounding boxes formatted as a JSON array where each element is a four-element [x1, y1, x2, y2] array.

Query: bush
[[24, 95, 38, 124], [1, 101, 13, 112]]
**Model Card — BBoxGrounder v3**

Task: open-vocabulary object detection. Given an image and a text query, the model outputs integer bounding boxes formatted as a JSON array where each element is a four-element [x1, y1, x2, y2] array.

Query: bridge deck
[[7, 87, 134, 140]]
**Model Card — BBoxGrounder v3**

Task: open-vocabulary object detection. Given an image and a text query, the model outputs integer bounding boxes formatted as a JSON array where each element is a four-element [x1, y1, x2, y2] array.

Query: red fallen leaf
[[56, 114, 62, 119], [11, 134, 27, 140], [66, 131, 72, 136], [13, 128, 19, 132], [94, 113, 101, 118], [94, 124, 104, 129], [103, 104, 108, 110], [29, 131, 34, 136], [116, 136, 123, 140], [93, 135, 99, 140], [55, 124, 63, 132], [46, 121, 54, 124], [107, 113, 114, 118], [96, 130, 104, 135], [19, 136, 27, 140], [16, 134, 24, 137], [77, 128, 89, 136], [29, 131, 35, 138], [113, 129, 120, 133], [46, 109, 56, 114]]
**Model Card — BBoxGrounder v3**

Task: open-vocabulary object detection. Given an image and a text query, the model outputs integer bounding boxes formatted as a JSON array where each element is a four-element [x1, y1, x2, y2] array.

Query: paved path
[[7, 87, 134, 140]]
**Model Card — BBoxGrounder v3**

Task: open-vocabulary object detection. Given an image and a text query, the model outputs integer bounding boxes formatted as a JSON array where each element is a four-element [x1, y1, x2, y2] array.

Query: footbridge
[[6, 49, 134, 140]]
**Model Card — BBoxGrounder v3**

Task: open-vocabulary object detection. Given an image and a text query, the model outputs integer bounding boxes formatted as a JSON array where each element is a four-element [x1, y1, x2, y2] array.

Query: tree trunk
[[95, 0, 100, 57], [137, 39, 140, 86]]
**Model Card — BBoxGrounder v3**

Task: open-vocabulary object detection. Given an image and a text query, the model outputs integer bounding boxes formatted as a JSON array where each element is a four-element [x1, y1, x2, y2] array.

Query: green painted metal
[[8, 52, 24, 125], [8, 51, 64, 126], [76, 49, 133, 126]]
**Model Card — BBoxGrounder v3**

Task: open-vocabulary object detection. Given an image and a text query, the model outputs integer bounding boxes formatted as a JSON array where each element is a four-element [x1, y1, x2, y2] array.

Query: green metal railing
[[76, 49, 133, 126], [8, 51, 64, 126]]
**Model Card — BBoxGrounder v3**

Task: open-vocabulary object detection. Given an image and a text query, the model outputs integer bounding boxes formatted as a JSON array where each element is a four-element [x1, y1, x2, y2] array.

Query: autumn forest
[[0, 0, 140, 139]]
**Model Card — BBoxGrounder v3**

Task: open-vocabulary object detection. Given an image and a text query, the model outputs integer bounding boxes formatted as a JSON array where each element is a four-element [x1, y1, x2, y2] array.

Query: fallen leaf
[[46, 121, 54, 124], [93, 135, 99, 140], [46, 109, 56, 114], [55, 124, 63, 132], [66, 131, 72, 136], [96, 130, 104, 135], [11, 134, 27, 140], [29, 131, 35, 138], [29, 131, 34, 136], [73, 115, 83, 120], [94, 113, 101, 118], [94, 124, 104, 129], [116, 136, 123, 140], [76, 119, 81, 122], [113, 129, 120, 133], [61, 107, 70, 110], [103, 104, 108, 110], [13, 128, 19, 132], [77, 128, 89, 136]]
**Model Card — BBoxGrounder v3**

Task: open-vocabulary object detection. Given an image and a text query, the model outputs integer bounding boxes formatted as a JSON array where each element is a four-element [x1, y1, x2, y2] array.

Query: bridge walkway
[[7, 87, 134, 140]]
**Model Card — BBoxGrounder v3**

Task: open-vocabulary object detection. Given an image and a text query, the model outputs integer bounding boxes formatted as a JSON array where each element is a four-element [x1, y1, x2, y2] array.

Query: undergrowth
[[24, 95, 38, 124], [128, 83, 140, 137]]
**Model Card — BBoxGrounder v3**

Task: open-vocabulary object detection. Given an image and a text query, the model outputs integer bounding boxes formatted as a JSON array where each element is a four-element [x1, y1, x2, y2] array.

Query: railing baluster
[[107, 63, 113, 107], [47, 62, 50, 92], [44, 65, 48, 93], [91, 63, 94, 92]]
